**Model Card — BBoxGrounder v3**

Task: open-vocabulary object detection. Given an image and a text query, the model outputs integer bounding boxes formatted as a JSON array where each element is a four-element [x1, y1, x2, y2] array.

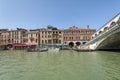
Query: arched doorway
[[69, 42, 74, 48], [76, 42, 81, 46], [7, 44, 13, 48]]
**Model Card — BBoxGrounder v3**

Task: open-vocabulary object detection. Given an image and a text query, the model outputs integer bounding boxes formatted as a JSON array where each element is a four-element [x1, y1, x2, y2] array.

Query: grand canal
[[0, 50, 120, 80]]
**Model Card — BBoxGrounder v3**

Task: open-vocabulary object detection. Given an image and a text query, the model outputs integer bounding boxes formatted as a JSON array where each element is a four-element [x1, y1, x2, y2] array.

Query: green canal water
[[0, 50, 120, 80]]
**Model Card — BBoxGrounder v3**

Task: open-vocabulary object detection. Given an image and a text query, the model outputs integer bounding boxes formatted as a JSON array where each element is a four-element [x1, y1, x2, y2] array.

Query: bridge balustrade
[[85, 23, 120, 46]]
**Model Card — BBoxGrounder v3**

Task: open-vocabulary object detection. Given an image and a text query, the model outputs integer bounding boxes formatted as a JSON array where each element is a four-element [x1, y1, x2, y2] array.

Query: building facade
[[39, 26, 63, 45], [26, 29, 39, 45], [0, 29, 9, 46], [0, 28, 27, 49], [7, 28, 27, 45], [0, 26, 96, 49], [63, 26, 96, 47]]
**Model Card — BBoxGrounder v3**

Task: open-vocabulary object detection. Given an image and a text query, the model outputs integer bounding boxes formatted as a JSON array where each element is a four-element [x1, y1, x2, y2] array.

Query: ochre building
[[63, 26, 96, 47]]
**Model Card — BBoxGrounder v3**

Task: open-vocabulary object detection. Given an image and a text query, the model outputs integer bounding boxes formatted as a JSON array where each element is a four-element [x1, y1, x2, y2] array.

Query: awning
[[13, 44, 36, 47], [13, 44, 26, 47]]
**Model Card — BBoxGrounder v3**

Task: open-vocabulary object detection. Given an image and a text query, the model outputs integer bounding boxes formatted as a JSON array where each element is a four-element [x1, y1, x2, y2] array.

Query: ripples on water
[[0, 50, 120, 80]]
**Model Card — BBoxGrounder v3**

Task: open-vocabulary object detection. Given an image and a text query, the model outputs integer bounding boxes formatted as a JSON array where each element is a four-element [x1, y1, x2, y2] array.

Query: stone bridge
[[83, 13, 120, 50]]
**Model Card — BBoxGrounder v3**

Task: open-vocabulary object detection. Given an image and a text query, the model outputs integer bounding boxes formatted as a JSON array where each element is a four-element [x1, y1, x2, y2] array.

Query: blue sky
[[0, 0, 120, 30]]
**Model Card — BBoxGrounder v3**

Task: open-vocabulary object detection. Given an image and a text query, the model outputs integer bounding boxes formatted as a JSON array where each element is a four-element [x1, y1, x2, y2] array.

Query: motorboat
[[27, 46, 48, 52]]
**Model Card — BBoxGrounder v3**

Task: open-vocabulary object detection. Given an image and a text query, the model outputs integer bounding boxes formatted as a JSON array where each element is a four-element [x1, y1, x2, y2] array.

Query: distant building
[[0, 29, 9, 46], [0, 28, 27, 49], [63, 26, 96, 47], [7, 28, 27, 44], [26, 29, 39, 45], [39, 26, 63, 45], [0, 25, 96, 49]]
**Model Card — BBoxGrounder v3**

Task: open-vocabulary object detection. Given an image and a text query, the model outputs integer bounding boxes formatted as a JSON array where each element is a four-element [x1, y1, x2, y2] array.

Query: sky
[[0, 0, 120, 30]]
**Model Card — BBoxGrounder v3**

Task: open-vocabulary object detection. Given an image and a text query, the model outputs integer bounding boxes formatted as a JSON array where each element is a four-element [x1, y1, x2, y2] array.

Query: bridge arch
[[84, 13, 120, 50], [96, 31, 120, 50], [75, 42, 81, 46], [69, 42, 74, 48]]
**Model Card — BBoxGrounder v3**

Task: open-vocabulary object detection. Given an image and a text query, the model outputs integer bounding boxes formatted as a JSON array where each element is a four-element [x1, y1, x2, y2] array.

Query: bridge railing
[[84, 23, 120, 46]]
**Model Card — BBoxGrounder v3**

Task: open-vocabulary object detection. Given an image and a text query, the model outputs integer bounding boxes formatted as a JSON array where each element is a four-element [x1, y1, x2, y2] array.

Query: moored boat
[[27, 46, 48, 52]]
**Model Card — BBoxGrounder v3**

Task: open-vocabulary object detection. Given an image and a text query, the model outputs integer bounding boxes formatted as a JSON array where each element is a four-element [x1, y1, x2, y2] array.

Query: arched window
[[104, 27, 108, 31], [117, 17, 120, 25], [99, 31, 102, 34], [95, 34, 97, 36], [110, 22, 116, 28]]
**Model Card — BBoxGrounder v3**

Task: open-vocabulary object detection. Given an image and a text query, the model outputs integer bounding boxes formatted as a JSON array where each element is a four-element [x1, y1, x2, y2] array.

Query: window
[[72, 32, 73, 34], [59, 40, 61, 43], [65, 31, 67, 34], [42, 40, 44, 44], [31, 34, 33, 37], [72, 37, 73, 40], [45, 40, 47, 44], [83, 31, 86, 34], [48, 40, 52, 44], [36, 34, 38, 37], [48, 31, 52, 35], [76, 31, 80, 34], [59, 35, 61, 38], [66, 37, 68, 40], [64, 37, 65, 40], [36, 39, 37, 43], [45, 32, 47, 34], [48, 35, 51, 38], [70, 31, 72, 34]]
